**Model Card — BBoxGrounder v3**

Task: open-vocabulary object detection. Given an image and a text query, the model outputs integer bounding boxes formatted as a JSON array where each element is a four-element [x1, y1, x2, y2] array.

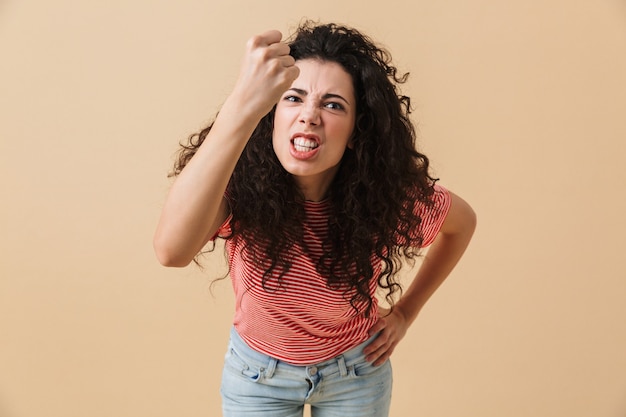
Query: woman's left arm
[[364, 191, 477, 365]]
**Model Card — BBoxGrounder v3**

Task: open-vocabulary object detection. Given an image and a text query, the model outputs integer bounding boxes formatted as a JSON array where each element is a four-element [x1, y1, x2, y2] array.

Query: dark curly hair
[[172, 21, 439, 317]]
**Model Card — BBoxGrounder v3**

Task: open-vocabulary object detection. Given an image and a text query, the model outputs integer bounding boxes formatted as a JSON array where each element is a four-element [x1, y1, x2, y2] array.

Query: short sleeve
[[209, 194, 233, 241], [210, 212, 233, 241], [414, 184, 451, 247]]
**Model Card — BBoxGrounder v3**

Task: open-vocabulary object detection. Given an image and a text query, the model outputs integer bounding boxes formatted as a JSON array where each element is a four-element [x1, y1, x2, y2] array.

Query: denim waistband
[[228, 326, 377, 378]]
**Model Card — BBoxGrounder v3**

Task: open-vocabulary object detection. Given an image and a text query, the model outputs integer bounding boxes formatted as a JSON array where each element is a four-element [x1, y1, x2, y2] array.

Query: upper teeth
[[293, 137, 318, 150]]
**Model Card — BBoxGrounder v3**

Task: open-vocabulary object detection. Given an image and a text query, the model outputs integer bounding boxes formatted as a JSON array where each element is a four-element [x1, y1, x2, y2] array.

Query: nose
[[299, 103, 320, 126]]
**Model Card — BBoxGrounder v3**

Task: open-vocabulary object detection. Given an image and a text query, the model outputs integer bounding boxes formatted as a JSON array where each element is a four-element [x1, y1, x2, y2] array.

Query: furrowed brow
[[322, 93, 350, 106], [287, 89, 351, 106], [288, 88, 308, 96]]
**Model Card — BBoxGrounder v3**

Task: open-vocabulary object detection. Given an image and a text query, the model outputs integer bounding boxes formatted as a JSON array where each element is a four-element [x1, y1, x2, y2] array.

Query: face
[[272, 58, 356, 201]]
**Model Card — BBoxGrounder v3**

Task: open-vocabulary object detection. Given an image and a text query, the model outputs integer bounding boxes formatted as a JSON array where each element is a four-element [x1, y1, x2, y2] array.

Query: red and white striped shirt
[[215, 185, 451, 365]]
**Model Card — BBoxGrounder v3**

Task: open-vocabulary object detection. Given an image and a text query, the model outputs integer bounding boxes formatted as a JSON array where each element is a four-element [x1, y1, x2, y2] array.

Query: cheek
[[273, 105, 296, 128], [271, 112, 289, 150], [271, 131, 291, 163], [329, 120, 355, 147], [271, 132, 281, 155]]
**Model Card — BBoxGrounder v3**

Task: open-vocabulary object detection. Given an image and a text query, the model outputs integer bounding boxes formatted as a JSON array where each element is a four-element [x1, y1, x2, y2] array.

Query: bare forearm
[[153, 31, 299, 267], [153, 98, 259, 267], [395, 192, 476, 324]]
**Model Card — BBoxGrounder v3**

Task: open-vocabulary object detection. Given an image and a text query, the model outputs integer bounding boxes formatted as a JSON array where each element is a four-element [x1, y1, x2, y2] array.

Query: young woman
[[154, 21, 476, 417]]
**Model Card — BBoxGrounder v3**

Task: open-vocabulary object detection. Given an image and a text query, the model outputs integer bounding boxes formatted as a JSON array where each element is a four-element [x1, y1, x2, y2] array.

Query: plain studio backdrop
[[1, 1, 625, 416]]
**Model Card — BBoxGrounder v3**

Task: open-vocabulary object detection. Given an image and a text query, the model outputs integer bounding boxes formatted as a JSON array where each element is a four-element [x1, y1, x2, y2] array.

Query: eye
[[284, 95, 302, 103], [324, 102, 344, 111]]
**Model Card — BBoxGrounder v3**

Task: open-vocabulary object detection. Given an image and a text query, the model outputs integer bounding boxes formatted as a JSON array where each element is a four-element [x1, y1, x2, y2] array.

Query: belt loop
[[337, 355, 347, 377], [265, 357, 277, 379]]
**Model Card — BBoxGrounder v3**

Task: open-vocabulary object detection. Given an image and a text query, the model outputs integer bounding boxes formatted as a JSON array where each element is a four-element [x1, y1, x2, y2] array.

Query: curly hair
[[172, 21, 438, 317]]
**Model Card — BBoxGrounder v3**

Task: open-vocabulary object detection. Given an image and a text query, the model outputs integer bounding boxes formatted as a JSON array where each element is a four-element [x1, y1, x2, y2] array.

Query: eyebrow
[[288, 88, 351, 106]]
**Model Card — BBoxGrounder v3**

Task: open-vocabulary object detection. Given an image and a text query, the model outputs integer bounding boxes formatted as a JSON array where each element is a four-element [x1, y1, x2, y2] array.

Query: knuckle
[[260, 47, 273, 60], [247, 35, 263, 49]]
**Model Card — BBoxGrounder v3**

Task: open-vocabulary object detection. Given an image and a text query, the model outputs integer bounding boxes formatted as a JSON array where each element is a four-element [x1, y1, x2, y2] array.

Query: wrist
[[224, 87, 274, 124], [393, 300, 420, 325]]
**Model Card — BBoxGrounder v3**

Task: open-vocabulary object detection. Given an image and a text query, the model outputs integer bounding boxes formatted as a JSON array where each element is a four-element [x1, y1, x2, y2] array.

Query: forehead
[[292, 59, 354, 95]]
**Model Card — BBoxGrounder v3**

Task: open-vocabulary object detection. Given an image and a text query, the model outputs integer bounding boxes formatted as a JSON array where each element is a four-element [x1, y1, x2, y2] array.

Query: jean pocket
[[351, 357, 392, 378], [224, 346, 262, 381]]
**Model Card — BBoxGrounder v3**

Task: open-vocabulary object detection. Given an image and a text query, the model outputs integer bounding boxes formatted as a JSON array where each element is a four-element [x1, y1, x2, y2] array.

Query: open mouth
[[292, 137, 320, 152]]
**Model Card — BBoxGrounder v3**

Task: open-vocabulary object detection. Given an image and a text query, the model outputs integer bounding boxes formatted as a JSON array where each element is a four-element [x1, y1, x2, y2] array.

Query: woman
[[154, 21, 476, 417]]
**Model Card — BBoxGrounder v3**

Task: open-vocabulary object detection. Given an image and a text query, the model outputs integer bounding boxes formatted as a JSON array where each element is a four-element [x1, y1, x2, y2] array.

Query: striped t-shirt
[[215, 184, 451, 365]]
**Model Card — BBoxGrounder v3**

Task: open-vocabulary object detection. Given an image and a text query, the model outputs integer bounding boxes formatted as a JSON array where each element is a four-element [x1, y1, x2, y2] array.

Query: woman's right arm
[[153, 30, 299, 267]]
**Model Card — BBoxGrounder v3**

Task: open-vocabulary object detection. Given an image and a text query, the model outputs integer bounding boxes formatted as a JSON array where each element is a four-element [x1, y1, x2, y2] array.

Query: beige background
[[1, 0, 625, 416]]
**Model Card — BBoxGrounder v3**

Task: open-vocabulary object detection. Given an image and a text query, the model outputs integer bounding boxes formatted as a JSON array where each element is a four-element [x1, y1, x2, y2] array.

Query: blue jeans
[[221, 327, 393, 417]]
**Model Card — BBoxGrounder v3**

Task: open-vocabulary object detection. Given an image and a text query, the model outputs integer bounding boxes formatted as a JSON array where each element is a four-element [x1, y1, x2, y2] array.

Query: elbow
[[461, 205, 478, 242], [153, 237, 194, 268], [443, 192, 477, 239], [467, 206, 478, 234], [156, 254, 192, 268]]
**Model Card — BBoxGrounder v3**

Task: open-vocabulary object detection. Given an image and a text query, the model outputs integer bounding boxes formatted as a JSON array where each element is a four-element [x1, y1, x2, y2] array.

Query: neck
[[295, 176, 332, 202]]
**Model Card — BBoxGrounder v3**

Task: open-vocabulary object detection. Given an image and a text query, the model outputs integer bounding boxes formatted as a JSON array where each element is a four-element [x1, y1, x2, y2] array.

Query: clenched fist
[[230, 30, 300, 120]]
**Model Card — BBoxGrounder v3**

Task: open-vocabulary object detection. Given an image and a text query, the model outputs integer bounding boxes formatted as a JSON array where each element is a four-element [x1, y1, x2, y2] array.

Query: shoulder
[[413, 184, 451, 247], [413, 184, 451, 218]]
